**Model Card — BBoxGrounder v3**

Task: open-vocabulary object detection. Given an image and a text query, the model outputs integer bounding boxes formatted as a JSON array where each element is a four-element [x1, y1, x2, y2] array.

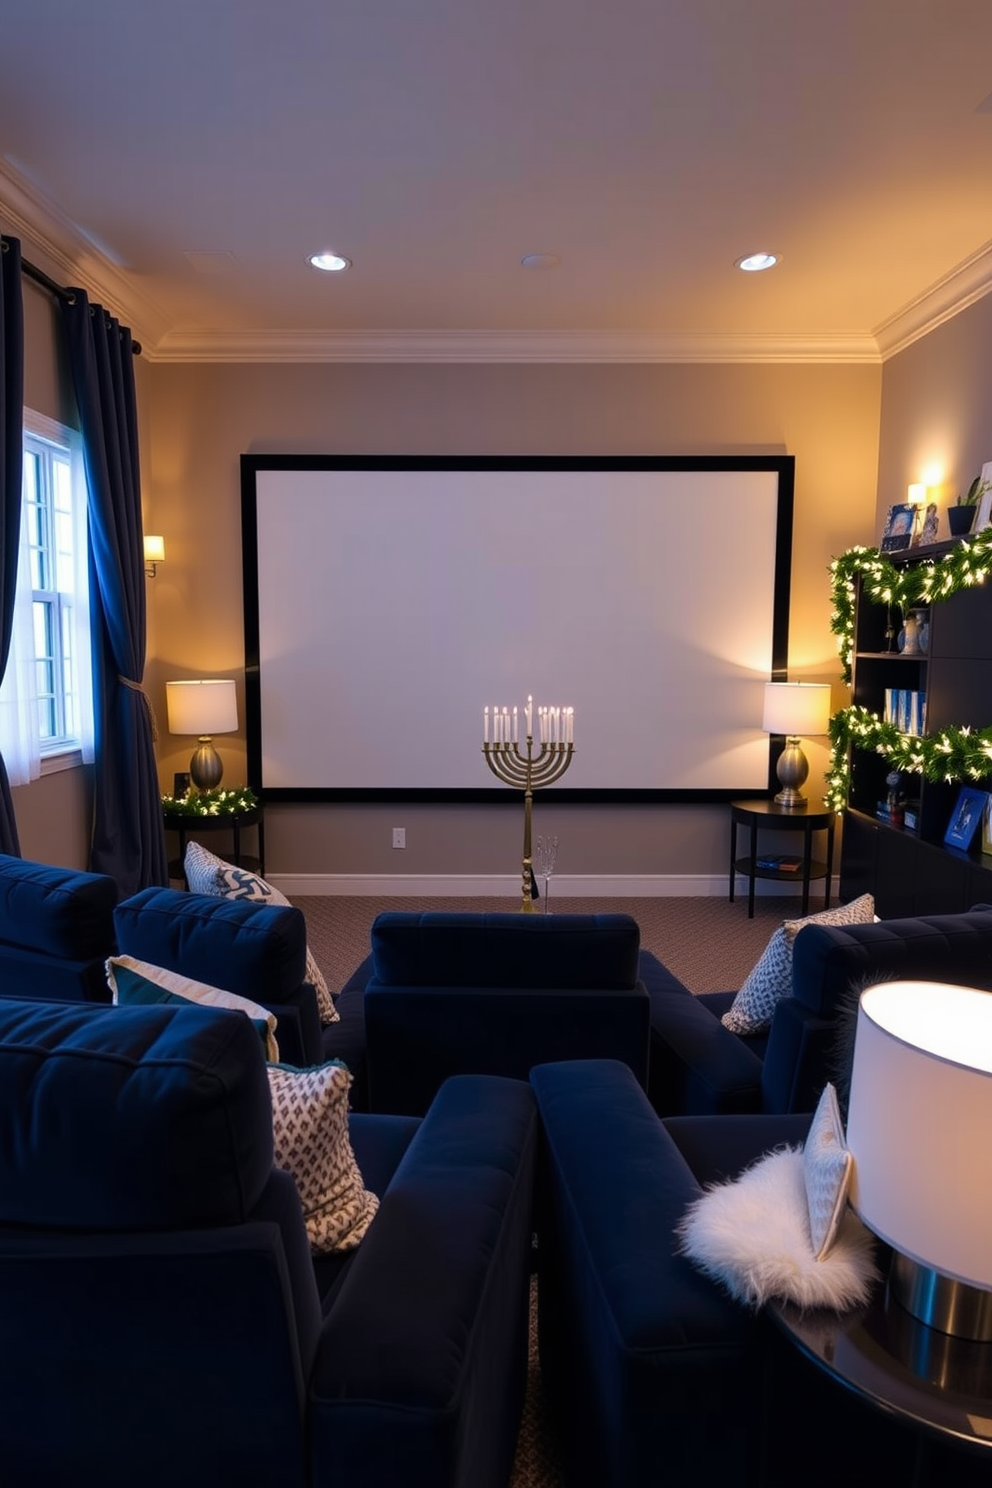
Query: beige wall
[[876, 292, 992, 533], [141, 359, 880, 884]]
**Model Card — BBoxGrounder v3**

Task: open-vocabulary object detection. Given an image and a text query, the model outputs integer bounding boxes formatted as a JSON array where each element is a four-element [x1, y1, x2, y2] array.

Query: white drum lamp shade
[[761, 681, 832, 808], [846, 981, 992, 1339], [166, 679, 238, 791]]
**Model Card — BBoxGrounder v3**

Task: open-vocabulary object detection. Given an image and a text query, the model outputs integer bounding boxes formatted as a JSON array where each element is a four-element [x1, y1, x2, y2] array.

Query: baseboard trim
[[269, 871, 839, 899]]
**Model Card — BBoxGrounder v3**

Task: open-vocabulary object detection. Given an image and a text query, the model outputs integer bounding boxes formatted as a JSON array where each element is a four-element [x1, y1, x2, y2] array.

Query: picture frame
[[911, 501, 939, 547], [880, 502, 918, 552], [974, 460, 992, 533], [943, 786, 988, 850]]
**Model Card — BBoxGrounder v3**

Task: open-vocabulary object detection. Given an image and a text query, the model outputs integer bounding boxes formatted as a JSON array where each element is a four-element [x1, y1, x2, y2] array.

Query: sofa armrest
[[309, 1074, 537, 1488], [365, 982, 650, 1115], [530, 1058, 760, 1488], [646, 981, 764, 1116]]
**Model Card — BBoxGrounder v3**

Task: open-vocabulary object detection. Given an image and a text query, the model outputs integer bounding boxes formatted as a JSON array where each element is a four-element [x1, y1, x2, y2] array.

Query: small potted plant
[[948, 475, 990, 537]]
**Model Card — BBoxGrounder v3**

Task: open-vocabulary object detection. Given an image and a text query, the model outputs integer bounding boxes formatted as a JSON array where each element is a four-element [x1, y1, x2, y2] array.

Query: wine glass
[[534, 834, 559, 915]]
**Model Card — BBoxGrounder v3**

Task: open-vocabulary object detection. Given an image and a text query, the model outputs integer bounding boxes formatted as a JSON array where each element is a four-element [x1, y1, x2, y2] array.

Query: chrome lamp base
[[189, 736, 224, 791], [890, 1251, 992, 1342], [772, 736, 810, 809]]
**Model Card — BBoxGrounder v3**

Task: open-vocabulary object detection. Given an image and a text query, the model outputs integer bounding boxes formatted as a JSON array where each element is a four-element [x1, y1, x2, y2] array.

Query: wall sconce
[[144, 535, 165, 577], [762, 681, 832, 808], [165, 679, 238, 790]]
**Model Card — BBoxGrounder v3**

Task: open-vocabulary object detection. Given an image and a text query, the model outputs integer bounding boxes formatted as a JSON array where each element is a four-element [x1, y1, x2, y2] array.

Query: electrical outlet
[[392, 827, 406, 849]]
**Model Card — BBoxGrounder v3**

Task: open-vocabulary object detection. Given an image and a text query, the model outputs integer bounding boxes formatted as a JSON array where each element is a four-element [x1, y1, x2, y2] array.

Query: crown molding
[[0, 159, 171, 345], [147, 326, 881, 364], [6, 156, 992, 365], [874, 238, 992, 360]]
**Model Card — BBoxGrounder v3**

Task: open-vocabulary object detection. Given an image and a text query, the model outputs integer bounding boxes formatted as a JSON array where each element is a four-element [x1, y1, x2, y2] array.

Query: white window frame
[[0, 410, 94, 783]]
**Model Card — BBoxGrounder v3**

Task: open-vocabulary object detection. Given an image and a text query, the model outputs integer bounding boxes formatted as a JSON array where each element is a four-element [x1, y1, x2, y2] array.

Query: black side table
[[729, 798, 835, 918], [163, 806, 265, 887], [769, 1273, 992, 1485]]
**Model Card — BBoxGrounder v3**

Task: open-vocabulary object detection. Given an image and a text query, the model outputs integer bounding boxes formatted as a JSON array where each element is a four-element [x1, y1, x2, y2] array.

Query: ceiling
[[2, 0, 991, 363]]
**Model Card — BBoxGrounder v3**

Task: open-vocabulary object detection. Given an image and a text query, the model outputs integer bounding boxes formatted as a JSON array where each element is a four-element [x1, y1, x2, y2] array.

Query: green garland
[[826, 533, 992, 812], [161, 786, 258, 817], [829, 534, 992, 686]]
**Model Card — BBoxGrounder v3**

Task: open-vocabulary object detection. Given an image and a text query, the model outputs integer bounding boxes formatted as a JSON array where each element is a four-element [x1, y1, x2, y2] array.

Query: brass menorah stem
[[482, 730, 574, 911]]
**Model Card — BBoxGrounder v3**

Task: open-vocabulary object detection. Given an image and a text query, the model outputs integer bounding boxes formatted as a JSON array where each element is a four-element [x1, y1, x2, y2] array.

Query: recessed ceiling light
[[307, 251, 351, 273], [735, 252, 780, 273], [521, 253, 561, 270]]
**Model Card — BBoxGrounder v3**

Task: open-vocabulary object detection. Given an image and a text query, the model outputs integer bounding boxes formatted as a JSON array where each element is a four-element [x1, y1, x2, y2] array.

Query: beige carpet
[[288, 892, 799, 1488]]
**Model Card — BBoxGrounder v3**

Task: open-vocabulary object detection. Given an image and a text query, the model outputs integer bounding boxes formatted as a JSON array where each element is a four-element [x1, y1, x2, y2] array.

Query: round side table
[[729, 798, 835, 918], [163, 805, 265, 886]]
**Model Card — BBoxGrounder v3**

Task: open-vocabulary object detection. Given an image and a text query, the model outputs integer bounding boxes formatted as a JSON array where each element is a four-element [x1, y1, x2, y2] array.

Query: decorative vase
[[948, 505, 976, 537], [898, 610, 920, 655], [911, 608, 929, 653]]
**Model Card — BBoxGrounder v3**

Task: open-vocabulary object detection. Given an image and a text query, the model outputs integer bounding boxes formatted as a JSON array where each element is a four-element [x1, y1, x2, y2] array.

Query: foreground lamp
[[762, 681, 831, 808], [143, 535, 165, 577], [166, 679, 238, 791], [847, 981, 992, 1341]]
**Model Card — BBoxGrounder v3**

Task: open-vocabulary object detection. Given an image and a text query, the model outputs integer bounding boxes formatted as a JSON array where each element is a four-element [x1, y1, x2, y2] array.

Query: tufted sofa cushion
[[0, 997, 273, 1231], [370, 911, 641, 988], [114, 886, 307, 1002], [0, 853, 117, 958], [791, 907, 992, 1017]]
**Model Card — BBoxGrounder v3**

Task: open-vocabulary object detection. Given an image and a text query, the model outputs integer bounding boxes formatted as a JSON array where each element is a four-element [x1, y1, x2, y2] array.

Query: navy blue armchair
[[644, 907, 992, 1116], [0, 852, 118, 1002], [363, 910, 651, 1114], [0, 996, 537, 1488]]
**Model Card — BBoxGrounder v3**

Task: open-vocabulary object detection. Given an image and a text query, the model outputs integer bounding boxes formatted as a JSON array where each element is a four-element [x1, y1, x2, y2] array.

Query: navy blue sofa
[[644, 907, 992, 1116], [362, 911, 651, 1114], [0, 852, 118, 1002], [0, 995, 538, 1488]]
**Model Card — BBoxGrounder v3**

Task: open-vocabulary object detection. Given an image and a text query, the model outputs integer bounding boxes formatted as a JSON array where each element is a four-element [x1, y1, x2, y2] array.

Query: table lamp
[[846, 980, 992, 1341], [762, 681, 832, 808], [166, 679, 238, 791]]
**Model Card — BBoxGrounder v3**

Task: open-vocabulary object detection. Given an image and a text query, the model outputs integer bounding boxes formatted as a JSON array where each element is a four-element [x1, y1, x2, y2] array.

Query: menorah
[[482, 694, 574, 912]]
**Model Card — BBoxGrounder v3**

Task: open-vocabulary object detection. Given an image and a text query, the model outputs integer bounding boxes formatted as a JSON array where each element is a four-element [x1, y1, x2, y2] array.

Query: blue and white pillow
[[184, 841, 338, 1025]]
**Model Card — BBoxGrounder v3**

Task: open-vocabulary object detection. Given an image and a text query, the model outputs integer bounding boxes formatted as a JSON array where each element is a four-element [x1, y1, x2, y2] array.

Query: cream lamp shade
[[846, 980, 992, 1340], [761, 681, 831, 809], [166, 679, 238, 790], [143, 535, 165, 576]]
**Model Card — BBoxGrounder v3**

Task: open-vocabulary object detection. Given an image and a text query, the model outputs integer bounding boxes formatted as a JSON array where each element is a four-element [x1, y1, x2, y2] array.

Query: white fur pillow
[[721, 893, 875, 1035], [676, 1144, 877, 1311]]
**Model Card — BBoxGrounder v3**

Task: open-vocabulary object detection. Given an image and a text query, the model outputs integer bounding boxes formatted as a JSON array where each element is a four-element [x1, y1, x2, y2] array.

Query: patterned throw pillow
[[721, 893, 875, 1036], [106, 953, 280, 1061], [803, 1082, 852, 1260], [184, 841, 339, 1025], [267, 1061, 378, 1253]]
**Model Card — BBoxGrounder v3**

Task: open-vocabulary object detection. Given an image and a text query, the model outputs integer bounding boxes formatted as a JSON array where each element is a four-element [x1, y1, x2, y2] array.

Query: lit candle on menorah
[[482, 694, 574, 912]]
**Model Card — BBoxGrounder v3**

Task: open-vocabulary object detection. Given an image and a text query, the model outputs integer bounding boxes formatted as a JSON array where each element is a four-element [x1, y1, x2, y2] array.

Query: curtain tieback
[[117, 675, 159, 742]]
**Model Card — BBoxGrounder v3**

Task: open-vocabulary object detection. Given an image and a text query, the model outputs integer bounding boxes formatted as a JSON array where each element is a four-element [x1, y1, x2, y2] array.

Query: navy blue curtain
[[61, 291, 167, 894], [0, 239, 23, 855]]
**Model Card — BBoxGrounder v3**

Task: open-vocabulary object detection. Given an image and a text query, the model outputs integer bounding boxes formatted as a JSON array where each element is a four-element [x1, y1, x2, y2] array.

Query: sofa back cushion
[[0, 997, 273, 1231], [370, 911, 640, 989], [0, 852, 117, 958], [790, 908, 992, 1018], [114, 886, 307, 1002]]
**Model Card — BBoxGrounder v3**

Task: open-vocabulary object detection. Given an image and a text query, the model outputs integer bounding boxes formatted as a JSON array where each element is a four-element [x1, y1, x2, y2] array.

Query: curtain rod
[[1, 236, 141, 355]]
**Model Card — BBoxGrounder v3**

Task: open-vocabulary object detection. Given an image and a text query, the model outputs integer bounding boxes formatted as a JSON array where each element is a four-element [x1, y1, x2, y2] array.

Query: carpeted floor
[[289, 891, 798, 1488], [291, 892, 798, 1000]]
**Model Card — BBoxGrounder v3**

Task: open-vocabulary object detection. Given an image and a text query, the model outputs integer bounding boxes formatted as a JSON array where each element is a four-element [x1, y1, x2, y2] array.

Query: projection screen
[[241, 455, 793, 802]]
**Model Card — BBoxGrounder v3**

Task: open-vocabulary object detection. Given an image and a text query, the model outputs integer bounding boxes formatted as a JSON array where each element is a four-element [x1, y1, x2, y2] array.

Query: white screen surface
[[243, 458, 792, 798]]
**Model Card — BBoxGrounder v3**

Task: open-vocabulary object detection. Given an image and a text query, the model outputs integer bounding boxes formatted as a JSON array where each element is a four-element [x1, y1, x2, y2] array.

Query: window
[[24, 425, 79, 749], [0, 411, 94, 784]]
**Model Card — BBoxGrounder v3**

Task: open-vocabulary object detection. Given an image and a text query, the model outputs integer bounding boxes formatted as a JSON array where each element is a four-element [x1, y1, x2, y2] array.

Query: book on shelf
[[755, 853, 803, 872], [882, 688, 926, 735]]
